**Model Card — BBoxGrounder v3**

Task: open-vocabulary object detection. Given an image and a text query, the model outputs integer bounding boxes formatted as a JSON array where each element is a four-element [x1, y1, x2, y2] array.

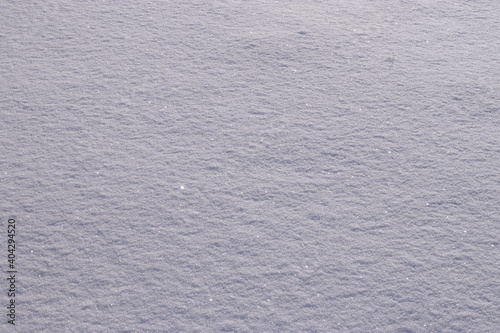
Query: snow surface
[[1, 0, 500, 332]]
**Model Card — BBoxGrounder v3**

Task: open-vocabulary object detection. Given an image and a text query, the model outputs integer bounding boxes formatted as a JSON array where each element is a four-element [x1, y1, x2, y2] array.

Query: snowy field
[[1, 0, 500, 332]]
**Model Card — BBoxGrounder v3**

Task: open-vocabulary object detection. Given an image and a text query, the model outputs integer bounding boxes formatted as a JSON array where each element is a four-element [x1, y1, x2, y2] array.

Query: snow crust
[[1, 1, 499, 332]]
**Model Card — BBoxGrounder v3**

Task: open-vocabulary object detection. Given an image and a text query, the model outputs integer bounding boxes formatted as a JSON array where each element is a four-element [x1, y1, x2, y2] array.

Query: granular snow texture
[[1, 1, 499, 332]]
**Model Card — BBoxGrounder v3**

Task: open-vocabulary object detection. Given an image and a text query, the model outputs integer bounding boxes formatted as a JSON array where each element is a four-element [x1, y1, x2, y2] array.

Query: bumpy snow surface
[[1, 1, 499, 332]]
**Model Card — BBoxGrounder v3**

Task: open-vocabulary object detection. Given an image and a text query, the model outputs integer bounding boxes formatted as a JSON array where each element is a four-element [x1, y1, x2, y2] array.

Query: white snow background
[[1, 0, 499, 332]]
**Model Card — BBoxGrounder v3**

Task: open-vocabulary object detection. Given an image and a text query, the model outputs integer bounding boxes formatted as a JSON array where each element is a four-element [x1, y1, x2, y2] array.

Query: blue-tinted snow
[[1, 1, 499, 332]]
